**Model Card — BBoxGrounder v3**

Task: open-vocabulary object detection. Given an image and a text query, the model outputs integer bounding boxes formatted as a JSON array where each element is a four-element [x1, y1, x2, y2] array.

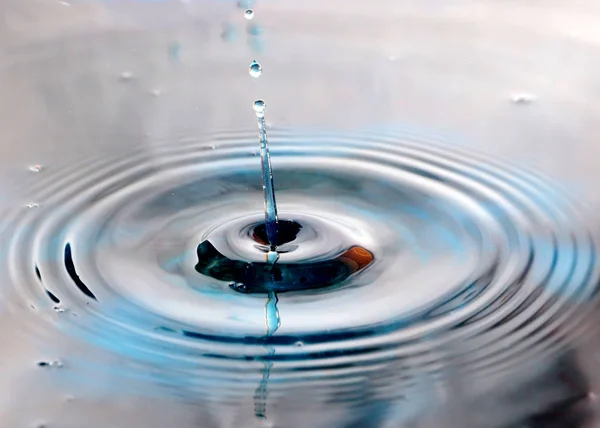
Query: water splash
[[244, 9, 254, 20], [254, 100, 278, 248]]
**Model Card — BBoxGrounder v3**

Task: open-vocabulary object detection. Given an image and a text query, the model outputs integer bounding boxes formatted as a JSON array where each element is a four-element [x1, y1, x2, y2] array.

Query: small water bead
[[244, 9, 254, 20], [249, 60, 262, 78], [120, 71, 134, 81], [253, 99, 266, 117], [28, 164, 42, 172], [37, 360, 63, 368], [26, 203, 39, 209], [53, 306, 66, 313], [295, 341, 304, 347], [511, 93, 535, 105]]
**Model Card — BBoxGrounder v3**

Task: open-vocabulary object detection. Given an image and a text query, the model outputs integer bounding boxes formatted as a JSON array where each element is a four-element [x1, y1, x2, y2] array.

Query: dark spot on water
[[45, 289, 60, 304], [37, 361, 49, 367], [35, 265, 42, 281], [64, 243, 97, 301], [196, 240, 373, 294], [252, 220, 302, 247]]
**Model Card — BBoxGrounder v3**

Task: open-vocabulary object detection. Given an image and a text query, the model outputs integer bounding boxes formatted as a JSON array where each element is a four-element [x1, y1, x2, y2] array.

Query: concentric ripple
[[1, 128, 600, 392]]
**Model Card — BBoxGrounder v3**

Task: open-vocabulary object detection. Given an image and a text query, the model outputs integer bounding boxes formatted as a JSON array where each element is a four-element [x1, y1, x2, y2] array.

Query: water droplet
[[28, 164, 42, 172], [210, 145, 216, 150], [253, 99, 266, 117], [511, 93, 535, 105], [244, 9, 254, 19], [26, 203, 39, 209], [120, 71, 133, 81], [249, 60, 262, 78], [53, 306, 65, 313], [295, 341, 304, 347], [37, 361, 49, 367]]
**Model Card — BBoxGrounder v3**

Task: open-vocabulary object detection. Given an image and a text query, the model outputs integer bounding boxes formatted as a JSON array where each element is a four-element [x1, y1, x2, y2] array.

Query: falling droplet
[[249, 60, 262, 78], [253, 99, 266, 117], [244, 9, 254, 20], [26, 203, 39, 209], [120, 71, 133, 81], [28, 164, 42, 172]]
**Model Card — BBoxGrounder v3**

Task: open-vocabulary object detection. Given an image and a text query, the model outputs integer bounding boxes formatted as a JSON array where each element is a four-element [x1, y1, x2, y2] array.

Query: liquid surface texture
[[1, 128, 599, 427], [3, 0, 600, 425]]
